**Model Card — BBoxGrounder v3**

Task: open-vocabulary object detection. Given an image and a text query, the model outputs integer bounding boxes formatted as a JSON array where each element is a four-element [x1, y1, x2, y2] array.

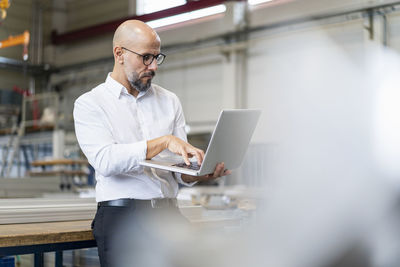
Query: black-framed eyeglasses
[[121, 47, 166, 66]]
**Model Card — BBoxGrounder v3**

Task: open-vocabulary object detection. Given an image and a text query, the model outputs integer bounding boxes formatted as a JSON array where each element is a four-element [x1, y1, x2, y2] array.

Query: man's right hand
[[146, 135, 204, 165], [165, 135, 204, 165]]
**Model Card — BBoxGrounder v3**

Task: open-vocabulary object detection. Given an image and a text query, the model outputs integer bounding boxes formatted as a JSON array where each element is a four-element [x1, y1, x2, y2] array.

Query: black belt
[[98, 198, 178, 209]]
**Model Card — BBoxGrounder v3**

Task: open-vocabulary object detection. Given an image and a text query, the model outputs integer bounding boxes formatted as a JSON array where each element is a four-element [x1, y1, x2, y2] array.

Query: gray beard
[[130, 78, 152, 92], [128, 71, 155, 92]]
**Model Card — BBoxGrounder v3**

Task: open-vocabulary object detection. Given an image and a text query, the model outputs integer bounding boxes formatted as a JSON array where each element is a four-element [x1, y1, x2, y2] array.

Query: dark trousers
[[92, 202, 187, 267]]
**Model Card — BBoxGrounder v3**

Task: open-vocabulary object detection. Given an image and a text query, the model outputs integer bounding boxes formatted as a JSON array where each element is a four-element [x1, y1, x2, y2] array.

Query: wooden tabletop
[[0, 220, 94, 248], [31, 159, 88, 166]]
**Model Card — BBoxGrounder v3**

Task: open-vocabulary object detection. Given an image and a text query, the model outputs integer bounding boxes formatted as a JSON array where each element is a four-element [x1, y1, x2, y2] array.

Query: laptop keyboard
[[173, 162, 201, 170]]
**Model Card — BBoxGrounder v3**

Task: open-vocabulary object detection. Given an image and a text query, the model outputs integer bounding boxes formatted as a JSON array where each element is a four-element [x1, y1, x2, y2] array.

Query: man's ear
[[114, 47, 124, 64]]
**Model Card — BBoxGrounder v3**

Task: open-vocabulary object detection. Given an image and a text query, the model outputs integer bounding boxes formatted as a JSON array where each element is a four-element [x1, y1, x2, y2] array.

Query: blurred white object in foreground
[[113, 31, 400, 267]]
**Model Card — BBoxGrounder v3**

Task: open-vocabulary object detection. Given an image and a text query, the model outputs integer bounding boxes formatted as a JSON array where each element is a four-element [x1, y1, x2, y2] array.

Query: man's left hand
[[181, 162, 231, 183]]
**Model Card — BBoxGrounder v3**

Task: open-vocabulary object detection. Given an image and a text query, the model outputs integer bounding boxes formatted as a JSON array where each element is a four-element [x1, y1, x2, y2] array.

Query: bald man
[[73, 20, 230, 266]]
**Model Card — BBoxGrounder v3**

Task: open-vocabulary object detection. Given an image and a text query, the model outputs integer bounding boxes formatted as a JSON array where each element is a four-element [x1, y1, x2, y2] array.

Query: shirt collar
[[105, 73, 153, 99], [105, 73, 124, 98]]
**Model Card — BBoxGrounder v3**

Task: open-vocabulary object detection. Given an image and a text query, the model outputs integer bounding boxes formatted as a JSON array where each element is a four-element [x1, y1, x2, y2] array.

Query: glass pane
[[136, 0, 186, 15]]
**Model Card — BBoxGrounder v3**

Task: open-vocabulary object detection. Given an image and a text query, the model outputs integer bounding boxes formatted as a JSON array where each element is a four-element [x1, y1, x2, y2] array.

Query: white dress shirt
[[73, 74, 193, 202]]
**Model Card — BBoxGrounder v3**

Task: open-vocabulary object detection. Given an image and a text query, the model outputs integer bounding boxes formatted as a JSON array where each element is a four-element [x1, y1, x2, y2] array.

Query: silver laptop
[[139, 109, 261, 176]]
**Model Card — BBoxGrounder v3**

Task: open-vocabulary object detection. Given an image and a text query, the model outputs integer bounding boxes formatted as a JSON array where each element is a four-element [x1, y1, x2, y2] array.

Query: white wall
[[154, 51, 225, 124], [246, 18, 368, 142]]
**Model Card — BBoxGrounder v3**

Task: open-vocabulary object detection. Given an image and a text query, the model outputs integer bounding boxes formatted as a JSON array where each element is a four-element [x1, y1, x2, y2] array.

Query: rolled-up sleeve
[[73, 95, 147, 177]]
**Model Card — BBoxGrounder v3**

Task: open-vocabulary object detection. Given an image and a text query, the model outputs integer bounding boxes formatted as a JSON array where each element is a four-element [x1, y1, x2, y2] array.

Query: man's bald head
[[111, 20, 162, 96], [113, 20, 160, 49]]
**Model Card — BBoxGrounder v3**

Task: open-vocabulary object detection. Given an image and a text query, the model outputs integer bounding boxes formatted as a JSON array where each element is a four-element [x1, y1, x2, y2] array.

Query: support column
[[221, 1, 249, 110], [52, 129, 65, 160], [363, 8, 389, 46]]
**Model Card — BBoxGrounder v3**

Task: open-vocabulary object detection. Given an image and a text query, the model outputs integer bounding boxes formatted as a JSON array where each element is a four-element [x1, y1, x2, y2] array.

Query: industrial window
[[147, 5, 226, 29], [248, 0, 274, 5], [136, 0, 186, 15]]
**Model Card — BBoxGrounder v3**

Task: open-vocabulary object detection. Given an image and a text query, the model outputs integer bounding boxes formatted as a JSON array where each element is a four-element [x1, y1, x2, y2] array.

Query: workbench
[[0, 204, 247, 267], [0, 220, 96, 267]]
